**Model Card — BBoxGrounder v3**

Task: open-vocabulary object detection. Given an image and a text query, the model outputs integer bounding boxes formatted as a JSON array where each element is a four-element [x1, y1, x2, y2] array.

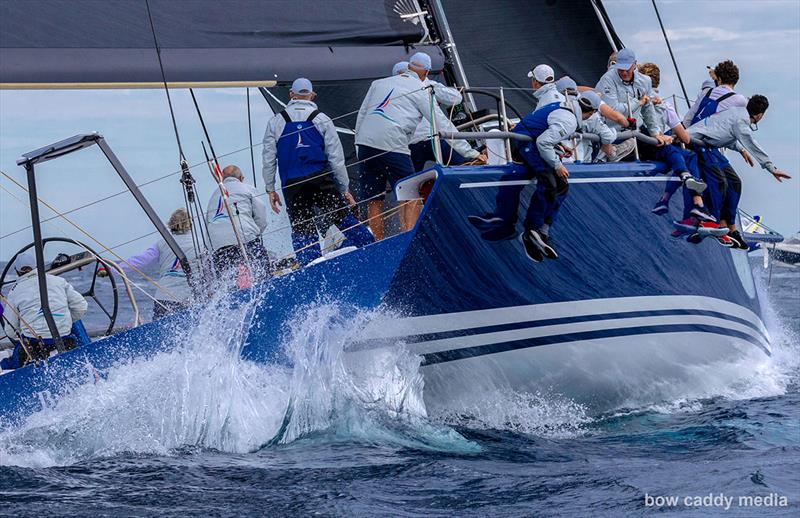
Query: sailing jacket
[[687, 107, 778, 174], [3, 271, 87, 340], [513, 101, 579, 171], [205, 177, 268, 249], [595, 68, 661, 134], [261, 99, 349, 193], [355, 71, 455, 155], [533, 83, 565, 109], [683, 85, 747, 127], [121, 231, 200, 303], [410, 78, 479, 159]]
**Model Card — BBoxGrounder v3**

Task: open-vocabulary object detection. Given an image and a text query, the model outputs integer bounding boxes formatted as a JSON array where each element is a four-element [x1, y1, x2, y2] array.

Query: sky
[[0, 0, 798, 263]]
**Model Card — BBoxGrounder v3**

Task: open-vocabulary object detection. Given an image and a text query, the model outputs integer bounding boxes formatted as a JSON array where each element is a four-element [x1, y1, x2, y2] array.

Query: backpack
[[690, 88, 736, 125]]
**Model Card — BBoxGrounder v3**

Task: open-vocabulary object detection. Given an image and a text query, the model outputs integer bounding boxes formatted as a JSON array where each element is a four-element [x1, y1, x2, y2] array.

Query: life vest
[[276, 109, 328, 183], [690, 88, 736, 125], [512, 102, 573, 171]]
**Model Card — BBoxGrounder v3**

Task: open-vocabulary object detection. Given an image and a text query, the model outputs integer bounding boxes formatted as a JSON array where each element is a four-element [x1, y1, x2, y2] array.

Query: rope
[[247, 87, 257, 188], [144, 0, 187, 161], [0, 294, 38, 363], [0, 175, 177, 309], [650, 0, 691, 110]]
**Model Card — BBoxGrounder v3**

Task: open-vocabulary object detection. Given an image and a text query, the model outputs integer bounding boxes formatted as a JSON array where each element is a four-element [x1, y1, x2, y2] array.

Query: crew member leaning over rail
[[0, 252, 88, 371], [262, 78, 374, 266], [469, 92, 605, 263], [634, 62, 714, 229], [687, 95, 791, 249]]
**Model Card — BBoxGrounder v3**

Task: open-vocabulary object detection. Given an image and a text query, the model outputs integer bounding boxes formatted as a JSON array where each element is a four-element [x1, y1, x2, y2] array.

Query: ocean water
[[0, 260, 797, 517]]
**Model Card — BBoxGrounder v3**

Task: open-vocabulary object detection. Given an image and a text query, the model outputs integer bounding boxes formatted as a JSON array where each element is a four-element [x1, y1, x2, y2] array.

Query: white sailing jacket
[[3, 271, 87, 340], [355, 71, 454, 155], [205, 177, 268, 249], [410, 79, 479, 159]]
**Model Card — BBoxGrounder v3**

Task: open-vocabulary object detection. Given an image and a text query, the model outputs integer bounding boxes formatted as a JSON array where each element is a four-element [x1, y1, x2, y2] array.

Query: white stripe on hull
[[359, 295, 768, 343]]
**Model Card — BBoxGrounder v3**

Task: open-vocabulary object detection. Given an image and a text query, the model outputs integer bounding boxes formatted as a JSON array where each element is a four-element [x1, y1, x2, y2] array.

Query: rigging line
[[0, 183, 170, 312], [144, 0, 187, 160], [247, 88, 257, 188], [0, 174, 178, 307], [650, 0, 691, 109], [1, 86, 457, 242]]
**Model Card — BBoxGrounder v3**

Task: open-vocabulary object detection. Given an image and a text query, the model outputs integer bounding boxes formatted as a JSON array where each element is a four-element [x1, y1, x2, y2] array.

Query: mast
[[427, 0, 477, 111]]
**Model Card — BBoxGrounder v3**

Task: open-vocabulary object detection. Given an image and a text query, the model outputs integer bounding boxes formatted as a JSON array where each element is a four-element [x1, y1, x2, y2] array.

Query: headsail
[[0, 0, 444, 89], [435, 0, 623, 111]]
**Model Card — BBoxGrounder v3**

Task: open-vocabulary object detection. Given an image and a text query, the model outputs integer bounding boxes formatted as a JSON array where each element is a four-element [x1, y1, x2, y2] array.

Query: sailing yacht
[[0, 0, 775, 423]]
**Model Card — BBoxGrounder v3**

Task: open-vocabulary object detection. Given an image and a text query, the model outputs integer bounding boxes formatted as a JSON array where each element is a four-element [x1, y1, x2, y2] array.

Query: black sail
[[0, 0, 443, 88], [438, 0, 623, 113]]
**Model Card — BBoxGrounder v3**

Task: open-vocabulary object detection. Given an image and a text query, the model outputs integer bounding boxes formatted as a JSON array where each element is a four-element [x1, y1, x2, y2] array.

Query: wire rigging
[[650, 0, 691, 109]]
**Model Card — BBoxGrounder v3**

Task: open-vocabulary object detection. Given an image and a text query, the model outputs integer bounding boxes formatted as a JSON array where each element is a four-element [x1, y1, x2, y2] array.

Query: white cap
[[527, 64, 554, 83], [15, 251, 35, 271], [290, 77, 313, 94], [409, 52, 432, 71], [392, 61, 409, 76]]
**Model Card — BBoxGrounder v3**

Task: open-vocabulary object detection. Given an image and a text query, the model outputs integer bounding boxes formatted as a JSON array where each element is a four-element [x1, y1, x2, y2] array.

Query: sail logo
[[370, 89, 397, 122], [164, 257, 185, 278], [34, 308, 65, 320], [212, 195, 229, 222], [296, 133, 310, 149]]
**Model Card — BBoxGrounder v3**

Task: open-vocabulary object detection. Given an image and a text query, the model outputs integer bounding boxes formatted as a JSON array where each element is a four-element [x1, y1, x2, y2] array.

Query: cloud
[[632, 26, 740, 44]]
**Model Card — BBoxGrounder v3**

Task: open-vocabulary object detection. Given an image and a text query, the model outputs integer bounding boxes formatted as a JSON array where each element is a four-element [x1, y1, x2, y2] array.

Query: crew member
[[354, 52, 453, 239], [205, 165, 269, 274], [595, 48, 671, 146], [529, 64, 563, 108], [262, 78, 374, 265], [470, 93, 605, 262], [102, 208, 204, 319], [398, 62, 484, 173], [1, 252, 88, 370], [635, 62, 713, 227], [683, 60, 747, 127], [688, 95, 791, 248]]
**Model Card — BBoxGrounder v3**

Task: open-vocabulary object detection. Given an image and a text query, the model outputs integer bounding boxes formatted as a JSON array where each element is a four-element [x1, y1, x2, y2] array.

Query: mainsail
[[0, 0, 443, 88]]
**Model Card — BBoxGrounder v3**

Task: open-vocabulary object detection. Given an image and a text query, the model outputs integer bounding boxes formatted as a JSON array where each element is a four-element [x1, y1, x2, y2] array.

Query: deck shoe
[[469, 214, 505, 231], [679, 172, 707, 193], [673, 216, 700, 234], [716, 234, 735, 247], [537, 232, 558, 259], [651, 200, 669, 216], [728, 230, 749, 250], [689, 205, 715, 222], [520, 231, 544, 262]]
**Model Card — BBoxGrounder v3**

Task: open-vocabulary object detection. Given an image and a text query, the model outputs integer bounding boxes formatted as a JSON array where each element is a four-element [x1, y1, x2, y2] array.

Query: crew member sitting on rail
[[634, 62, 713, 226], [0, 252, 88, 371], [100, 208, 203, 320], [470, 92, 604, 262], [554, 77, 617, 163], [595, 48, 672, 146], [262, 78, 374, 265], [687, 95, 791, 249], [354, 52, 452, 239], [397, 62, 484, 172], [205, 165, 269, 275]]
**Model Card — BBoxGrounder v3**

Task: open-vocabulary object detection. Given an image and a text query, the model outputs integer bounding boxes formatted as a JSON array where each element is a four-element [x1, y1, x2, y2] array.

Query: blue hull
[[0, 163, 771, 424]]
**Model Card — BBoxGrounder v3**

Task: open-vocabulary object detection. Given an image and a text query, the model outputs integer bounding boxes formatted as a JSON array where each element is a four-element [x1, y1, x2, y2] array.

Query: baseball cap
[[409, 52, 432, 71], [290, 78, 313, 94], [615, 48, 636, 70], [555, 76, 578, 94], [392, 61, 409, 76], [578, 90, 602, 110], [527, 64, 555, 83], [15, 251, 35, 271]]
